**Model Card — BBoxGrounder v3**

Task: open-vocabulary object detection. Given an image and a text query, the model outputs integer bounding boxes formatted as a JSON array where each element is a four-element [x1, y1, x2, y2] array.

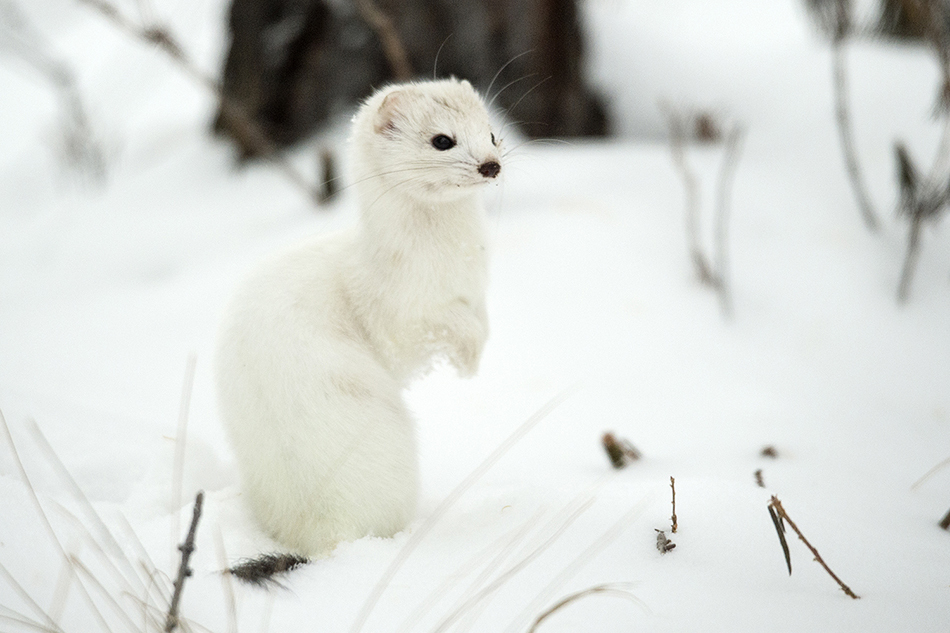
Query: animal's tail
[[228, 552, 309, 586]]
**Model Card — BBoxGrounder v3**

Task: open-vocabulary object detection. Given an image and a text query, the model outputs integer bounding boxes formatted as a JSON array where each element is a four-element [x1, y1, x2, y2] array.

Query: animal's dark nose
[[478, 161, 501, 179]]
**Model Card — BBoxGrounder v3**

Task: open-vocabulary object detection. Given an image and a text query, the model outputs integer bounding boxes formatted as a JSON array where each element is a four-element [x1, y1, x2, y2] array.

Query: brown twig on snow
[[767, 495, 860, 599], [894, 142, 950, 303], [828, 0, 881, 232], [354, 0, 413, 81], [662, 104, 744, 316], [601, 432, 641, 469], [73, 0, 321, 202], [669, 476, 678, 533], [165, 491, 204, 633], [664, 105, 716, 286], [527, 583, 643, 633]]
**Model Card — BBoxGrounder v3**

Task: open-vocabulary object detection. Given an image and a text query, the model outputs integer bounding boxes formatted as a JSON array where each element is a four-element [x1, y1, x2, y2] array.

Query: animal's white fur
[[215, 78, 501, 557]]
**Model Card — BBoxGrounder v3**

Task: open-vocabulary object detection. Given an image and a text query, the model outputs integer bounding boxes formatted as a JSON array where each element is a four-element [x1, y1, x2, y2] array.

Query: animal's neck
[[357, 187, 485, 266]]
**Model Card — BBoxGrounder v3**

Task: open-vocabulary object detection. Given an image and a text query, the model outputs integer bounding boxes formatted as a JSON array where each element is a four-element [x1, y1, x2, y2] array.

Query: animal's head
[[352, 78, 502, 203]]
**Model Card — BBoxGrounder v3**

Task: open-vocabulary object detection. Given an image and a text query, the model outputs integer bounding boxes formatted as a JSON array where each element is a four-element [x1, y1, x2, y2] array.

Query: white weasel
[[215, 78, 501, 557]]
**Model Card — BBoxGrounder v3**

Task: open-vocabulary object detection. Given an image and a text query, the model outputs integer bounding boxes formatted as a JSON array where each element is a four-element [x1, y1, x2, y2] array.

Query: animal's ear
[[374, 89, 408, 135]]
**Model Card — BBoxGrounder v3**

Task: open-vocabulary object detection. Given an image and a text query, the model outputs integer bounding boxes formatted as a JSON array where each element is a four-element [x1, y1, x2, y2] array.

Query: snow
[[1, 0, 949, 631]]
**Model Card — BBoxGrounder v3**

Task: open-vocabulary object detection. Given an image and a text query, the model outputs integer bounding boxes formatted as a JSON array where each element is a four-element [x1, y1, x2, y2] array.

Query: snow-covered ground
[[1, 0, 948, 631]]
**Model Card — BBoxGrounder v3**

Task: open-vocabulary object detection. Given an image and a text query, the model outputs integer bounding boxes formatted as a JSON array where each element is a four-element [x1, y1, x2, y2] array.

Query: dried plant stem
[[768, 496, 860, 599], [165, 490, 204, 632], [74, 0, 320, 202], [527, 584, 644, 633], [666, 110, 715, 284], [832, 39, 880, 232], [0, 410, 114, 632], [670, 477, 678, 533], [354, 0, 413, 80], [897, 214, 925, 302], [940, 508, 950, 530], [713, 125, 744, 318]]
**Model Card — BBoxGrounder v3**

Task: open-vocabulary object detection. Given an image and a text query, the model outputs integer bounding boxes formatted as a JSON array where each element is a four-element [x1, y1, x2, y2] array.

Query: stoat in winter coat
[[215, 78, 501, 557]]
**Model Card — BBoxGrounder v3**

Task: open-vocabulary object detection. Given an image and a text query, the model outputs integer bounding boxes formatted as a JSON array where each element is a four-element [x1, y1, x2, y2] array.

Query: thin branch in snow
[[662, 103, 745, 316], [832, 29, 881, 231], [663, 104, 715, 286], [894, 142, 950, 303], [0, 0, 107, 183], [712, 125, 745, 318], [669, 477, 678, 533], [165, 491, 204, 633], [73, 0, 322, 203], [767, 495, 860, 599], [354, 0, 413, 81], [940, 508, 950, 530]]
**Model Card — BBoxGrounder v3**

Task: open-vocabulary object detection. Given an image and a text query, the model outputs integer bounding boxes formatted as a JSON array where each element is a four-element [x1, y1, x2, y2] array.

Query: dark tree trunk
[[214, 0, 608, 157]]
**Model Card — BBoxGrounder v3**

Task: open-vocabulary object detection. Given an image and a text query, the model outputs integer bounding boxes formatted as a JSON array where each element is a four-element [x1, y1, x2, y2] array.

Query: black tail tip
[[228, 552, 309, 587]]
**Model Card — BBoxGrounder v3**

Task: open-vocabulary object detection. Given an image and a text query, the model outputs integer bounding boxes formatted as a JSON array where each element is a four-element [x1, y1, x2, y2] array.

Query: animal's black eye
[[431, 134, 456, 151], [491, 133, 497, 146]]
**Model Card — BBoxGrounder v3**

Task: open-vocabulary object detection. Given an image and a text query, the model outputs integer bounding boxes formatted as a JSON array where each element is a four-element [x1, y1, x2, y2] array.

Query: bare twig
[[601, 432, 640, 469], [669, 477, 678, 533], [0, 0, 106, 182], [354, 0, 413, 80], [827, 0, 881, 231], [664, 106, 716, 285], [73, 0, 321, 202], [165, 491, 204, 633], [712, 125, 745, 317], [527, 584, 644, 633], [767, 496, 860, 599], [894, 142, 950, 302]]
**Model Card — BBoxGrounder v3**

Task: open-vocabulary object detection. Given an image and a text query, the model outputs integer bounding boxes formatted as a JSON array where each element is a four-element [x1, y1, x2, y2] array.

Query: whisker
[[488, 72, 539, 113], [486, 50, 535, 108], [433, 33, 454, 80]]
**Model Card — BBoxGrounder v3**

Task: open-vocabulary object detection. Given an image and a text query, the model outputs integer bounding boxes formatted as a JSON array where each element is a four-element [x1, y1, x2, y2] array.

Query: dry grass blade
[[29, 420, 147, 595], [506, 493, 650, 633], [527, 584, 645, 633], [768, 496, 859, 599], [0, 561, 63, 633], [669, 477, 678, 533], [171, 354, 197, 569], [0, 409, 115, 632], [429, 496, 597, 633], [348, 386, 577, 633], [212, 531, 238, 633], [767, 504, 791, 575]]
